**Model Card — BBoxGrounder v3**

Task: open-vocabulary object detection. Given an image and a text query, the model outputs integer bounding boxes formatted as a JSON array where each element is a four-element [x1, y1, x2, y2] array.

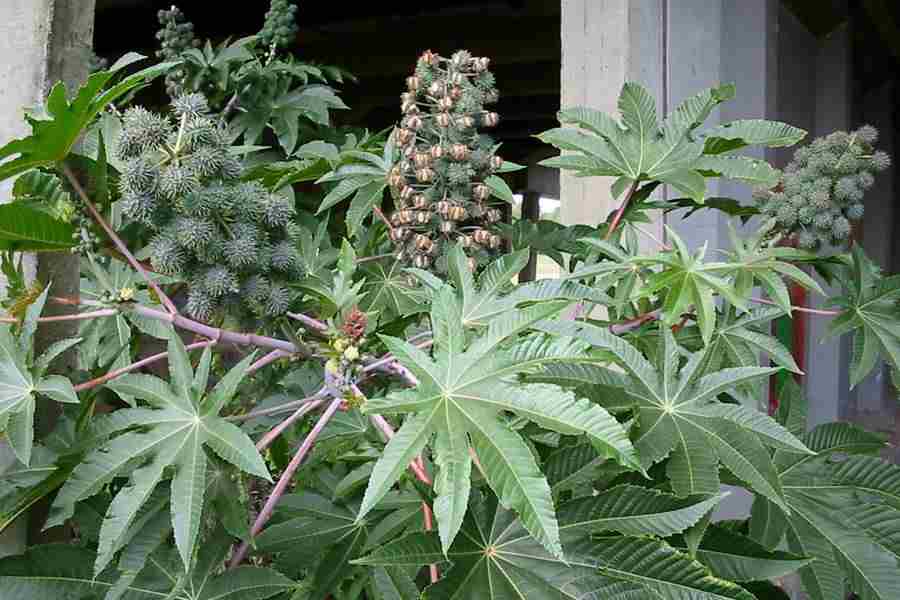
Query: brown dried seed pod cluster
[[387, 49, 506, 273]]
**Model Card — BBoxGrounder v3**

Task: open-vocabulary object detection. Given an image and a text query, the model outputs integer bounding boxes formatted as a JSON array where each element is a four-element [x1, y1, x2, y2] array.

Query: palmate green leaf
[[699, 307, 802, 379], [412, 244, 610, 328], [633, 227, 748, 344], [0, 290, 80, 466], [540, 82, 801, 204], [751, 407, 900, 600], [539, 320, 806, 510], [826, 246, 900, 388], [713, 221, 823, 316], [357, 492, 757, 600], [558, 484, 724, 538], [0, 54, 175, 182], [360, 259, 429, 320], [0, 539, 293, 600], [361, 287, 637, 558], [670, 525, 811, 583], [48, 333, 270, 572], [355, 494, 608, 600]]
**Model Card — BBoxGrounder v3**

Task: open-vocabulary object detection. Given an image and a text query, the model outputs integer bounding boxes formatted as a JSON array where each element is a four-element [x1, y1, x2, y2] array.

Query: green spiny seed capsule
[[758, 125, 891, 252], [116, 93, 302, 322]]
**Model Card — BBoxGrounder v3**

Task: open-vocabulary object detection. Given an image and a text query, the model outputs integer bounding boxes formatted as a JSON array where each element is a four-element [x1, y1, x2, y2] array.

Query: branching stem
[[62, 165, 179, 315], [73, 339, 215, 392], [228, 396, 344, 568]]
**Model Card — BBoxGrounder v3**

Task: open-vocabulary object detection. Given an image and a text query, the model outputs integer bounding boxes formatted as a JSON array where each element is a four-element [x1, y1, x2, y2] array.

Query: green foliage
[[0, 288, 79, 465], [539, 82, 804, 204], [360, 278, 637, 557], [47, 331, 268, 572], [3, 36, 900, 600], [0, 53, 174, 183], [827, 246, 900, 388], [155, 4, 349, 153]]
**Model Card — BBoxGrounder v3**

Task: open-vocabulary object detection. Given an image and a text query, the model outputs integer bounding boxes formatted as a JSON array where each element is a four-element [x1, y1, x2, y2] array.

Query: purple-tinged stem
[[228, 396, 344, 568], [0, 308, 117, 324], [74, 339, 215, 392], [130, 304, 309, 355], [609, 309, 662, 335], [286, 311, 329, 334], [256, 396, 326, 452], [62, 164, 179, 316], [362, 339, 432, 386], [248, 350, 291, 374]]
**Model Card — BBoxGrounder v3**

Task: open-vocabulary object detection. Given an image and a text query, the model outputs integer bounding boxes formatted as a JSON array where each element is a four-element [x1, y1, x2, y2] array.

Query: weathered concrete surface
[[0, 0, 95, 556], [559, 0, 665, 252]]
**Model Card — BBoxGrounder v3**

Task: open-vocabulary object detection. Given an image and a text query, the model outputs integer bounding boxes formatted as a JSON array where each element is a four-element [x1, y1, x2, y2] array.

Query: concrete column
[[0, 0, 95, 556], [559, 0, 664, 250], [805, 22, 852, 428]]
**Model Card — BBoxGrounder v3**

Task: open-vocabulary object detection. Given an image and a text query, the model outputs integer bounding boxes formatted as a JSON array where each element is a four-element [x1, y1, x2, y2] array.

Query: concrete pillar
[[559, 0, 665, 250], [805, 22, 852, 428], [0, 0, 95, 556]]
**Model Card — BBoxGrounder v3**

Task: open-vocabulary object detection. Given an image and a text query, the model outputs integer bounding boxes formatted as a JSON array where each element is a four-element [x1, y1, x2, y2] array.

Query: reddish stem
[[750, 296, 840, 316], [248, 350, 292, 374], [62, 164, 179, 315], [0, 308, 117, 324], [604, 179, 640, 240], [256, 396, 326, 452], [229, 396, 344, 569], [609, 309, 661, 335], [74, 339, 215, 392], [373, 206, 395, 234], [370, 413, 438, 583]]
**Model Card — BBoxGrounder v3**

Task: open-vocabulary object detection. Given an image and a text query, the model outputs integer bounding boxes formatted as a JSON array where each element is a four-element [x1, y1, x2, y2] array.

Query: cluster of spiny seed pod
[[753, 125, 891, 251], [259, 0, 299, 50], [387, 49, 505, 271], [155, 5, 199, 98], [117, 94, 302, 322]]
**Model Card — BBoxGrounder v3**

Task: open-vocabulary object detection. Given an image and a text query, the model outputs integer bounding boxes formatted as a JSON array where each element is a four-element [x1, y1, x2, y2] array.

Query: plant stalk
[[750, 296, 841, 316], [62, 165, 179, 315], [604, 179, 641, 240], [0, 308, 117, 324], [74, 339, 215, 392], [256, 396, 326, 452], [228, 396, 344, 568]]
